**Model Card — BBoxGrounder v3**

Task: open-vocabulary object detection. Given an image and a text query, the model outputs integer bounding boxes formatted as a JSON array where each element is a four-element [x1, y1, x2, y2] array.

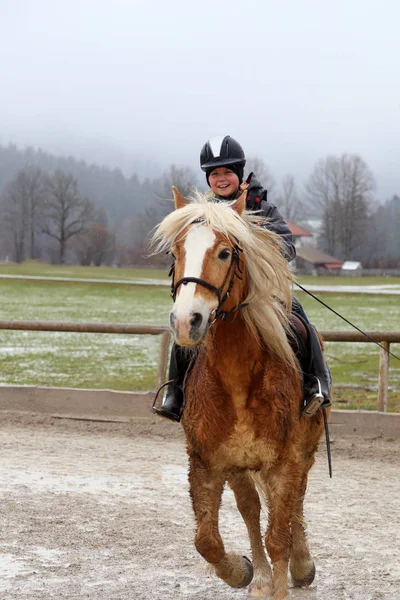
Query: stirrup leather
[[302, 378, 324, 418]]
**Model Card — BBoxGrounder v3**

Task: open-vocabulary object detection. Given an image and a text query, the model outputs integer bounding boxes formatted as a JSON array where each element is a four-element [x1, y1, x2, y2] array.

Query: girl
[[154, 136, 331, 421]]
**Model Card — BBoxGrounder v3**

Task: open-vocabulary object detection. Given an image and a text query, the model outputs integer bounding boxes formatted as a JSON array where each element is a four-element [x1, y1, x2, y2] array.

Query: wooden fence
[[0, 320, 398, 412]]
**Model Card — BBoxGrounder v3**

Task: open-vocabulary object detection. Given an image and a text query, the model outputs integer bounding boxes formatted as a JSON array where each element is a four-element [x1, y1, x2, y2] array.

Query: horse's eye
[[218, 249, 231, 262]]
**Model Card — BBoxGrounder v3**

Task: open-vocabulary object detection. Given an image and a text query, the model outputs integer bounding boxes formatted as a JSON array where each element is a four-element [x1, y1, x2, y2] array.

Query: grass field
[[0, 262, 399, 411], [0, 261, 168, 282], [1, 260, 400, 287]]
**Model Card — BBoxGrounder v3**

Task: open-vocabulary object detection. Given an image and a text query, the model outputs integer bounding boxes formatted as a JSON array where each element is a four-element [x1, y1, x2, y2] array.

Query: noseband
[[170, 244, 247, 322]]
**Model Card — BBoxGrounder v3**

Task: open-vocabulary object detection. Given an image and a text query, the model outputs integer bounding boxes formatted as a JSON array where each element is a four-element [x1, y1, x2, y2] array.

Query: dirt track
[[0, 412, 399, 600]]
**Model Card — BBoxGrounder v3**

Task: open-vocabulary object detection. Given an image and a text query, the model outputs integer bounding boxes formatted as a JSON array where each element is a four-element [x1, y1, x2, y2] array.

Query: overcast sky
[[1, 0, 399, 199]]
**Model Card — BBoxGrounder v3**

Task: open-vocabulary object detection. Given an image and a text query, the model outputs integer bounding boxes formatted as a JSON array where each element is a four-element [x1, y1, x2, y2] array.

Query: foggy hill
[[0, 143, 149, 225]]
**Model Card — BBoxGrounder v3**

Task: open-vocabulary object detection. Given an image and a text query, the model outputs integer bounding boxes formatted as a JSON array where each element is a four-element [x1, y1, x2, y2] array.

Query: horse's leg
[[289, 471, 316, 587], [263, 463, 300, 600], [188, 454, 253, 589], [228, 472, 272, 598]]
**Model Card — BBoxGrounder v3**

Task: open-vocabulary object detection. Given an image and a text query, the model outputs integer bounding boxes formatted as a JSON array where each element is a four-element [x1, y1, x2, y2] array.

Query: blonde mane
[[151, 192, 296, 368]]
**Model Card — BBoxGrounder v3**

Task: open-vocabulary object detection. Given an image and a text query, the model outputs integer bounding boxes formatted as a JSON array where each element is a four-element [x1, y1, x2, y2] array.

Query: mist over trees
[[0, 142, 399, 269], [306, 154, 376, 259], [245, 156, 275, 198], [0, 143, 148, 225], [276, 174, 306, 223], [367, 195, 400, 268]]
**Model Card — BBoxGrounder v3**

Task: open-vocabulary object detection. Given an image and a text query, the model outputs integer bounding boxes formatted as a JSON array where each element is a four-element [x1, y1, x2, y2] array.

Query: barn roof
[[287, 222, 313, 237], [296, 246, 343, 267]]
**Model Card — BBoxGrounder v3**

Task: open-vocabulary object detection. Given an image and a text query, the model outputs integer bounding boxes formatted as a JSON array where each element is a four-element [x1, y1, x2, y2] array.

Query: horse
[[151, 187, 328, 600]]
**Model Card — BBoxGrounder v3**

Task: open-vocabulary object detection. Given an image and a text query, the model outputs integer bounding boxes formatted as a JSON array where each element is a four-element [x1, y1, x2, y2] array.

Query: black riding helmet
[[200, 136, 246, 185]]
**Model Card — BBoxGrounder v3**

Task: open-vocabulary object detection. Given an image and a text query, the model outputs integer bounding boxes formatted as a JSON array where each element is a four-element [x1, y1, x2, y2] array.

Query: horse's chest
[[212, 419, 278, 472]]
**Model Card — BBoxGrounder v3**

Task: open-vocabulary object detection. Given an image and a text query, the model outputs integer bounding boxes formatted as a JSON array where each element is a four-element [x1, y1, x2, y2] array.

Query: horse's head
[[168, 188, 247, 346], [152, 187, 295, 365]]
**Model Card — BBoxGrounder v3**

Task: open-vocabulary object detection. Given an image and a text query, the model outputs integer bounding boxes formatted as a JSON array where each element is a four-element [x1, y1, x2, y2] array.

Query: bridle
[[169, 243, 247, 323]]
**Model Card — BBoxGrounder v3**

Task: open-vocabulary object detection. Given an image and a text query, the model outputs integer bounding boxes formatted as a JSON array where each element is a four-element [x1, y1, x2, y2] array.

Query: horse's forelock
[[152, 194, 242, 250]]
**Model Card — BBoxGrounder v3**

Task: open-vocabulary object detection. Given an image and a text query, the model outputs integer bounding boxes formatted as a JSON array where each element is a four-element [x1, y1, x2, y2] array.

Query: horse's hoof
[[291, 561, 316, 587], [214, 553, 254, 588], [239, 555, 254, 588]]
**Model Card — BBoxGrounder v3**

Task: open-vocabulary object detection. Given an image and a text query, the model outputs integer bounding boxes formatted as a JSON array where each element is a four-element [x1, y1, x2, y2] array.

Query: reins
[[295, 282, 400, 362]]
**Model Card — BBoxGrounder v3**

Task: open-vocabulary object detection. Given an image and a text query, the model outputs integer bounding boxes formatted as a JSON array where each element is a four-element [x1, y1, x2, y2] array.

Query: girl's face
[[208, 167, 239, 197]]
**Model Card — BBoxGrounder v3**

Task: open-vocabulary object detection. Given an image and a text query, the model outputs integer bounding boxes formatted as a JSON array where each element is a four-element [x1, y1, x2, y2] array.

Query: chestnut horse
[[152, 188, 328, 600]]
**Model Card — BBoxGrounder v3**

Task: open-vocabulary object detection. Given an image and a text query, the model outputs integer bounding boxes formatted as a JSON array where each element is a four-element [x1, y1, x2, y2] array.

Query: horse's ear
[[232, 190, 247, 216], [172, 186, 189, 210]]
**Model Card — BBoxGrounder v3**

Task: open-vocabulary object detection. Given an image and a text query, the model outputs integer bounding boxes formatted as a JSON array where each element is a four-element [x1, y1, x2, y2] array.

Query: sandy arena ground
[[0, 411, 399, 600]]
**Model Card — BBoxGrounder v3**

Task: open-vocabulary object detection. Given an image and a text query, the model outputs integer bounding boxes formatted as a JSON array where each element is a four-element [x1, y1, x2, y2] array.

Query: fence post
[[377, 341, 390, 412], [157, 329, 172, 390]]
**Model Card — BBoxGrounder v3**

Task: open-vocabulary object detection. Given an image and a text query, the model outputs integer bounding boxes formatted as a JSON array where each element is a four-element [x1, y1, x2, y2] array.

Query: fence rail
[[0, 320, 398, 412], [0, 320, 172, 391]]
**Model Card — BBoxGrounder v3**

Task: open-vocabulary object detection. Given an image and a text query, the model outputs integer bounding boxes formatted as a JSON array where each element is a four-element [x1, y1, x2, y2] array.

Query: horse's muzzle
[[169, 309, 209, 346]]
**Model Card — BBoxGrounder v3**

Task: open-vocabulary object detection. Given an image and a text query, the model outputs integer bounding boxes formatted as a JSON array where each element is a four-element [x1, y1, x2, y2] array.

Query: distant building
[[287, 222, 343, 275], [287, 222, 313, 248], [341, 261, 362, 276], [295, 247, 343, 275], [298, 219, 322, 248]]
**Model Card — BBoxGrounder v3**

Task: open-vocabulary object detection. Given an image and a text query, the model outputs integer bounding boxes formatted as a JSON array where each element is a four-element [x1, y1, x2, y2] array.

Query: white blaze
[[174, 225, 216, 316]]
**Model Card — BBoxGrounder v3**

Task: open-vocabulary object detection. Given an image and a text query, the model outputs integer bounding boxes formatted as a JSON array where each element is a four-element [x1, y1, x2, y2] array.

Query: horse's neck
[[205, 315, 265, 390]]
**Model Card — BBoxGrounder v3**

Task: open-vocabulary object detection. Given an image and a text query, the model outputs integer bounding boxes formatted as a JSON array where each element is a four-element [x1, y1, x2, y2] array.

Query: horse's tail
[[249, 471, 270, 518], [249, 470, 307, 529]]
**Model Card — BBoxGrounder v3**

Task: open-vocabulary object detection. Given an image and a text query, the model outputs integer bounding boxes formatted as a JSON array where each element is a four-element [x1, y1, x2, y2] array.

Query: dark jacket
[[244, 175, 296, 262], [209, 174, 296, 262]]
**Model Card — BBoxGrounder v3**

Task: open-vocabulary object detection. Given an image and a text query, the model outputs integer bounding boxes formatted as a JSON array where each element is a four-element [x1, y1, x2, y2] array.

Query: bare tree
[[364, 195, 400, 267], [0, 184, 26, 262], [120, 164, 199, 266], [24, 168, 47, 258], [71, 208, 115, 266], [276, 174, 305, 222], [72, 224, 115, 266], [155, 164, 199, 211], [118, 208, 165, 266], [43, 171, 95, 264], [0, 167, 47, 261], [306, 154, 376, 258], [244, 156, 275, 198]]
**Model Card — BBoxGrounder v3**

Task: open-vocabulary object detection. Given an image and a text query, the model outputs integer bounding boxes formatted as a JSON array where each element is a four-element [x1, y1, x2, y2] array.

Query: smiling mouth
[[217, 184, 230, 189]]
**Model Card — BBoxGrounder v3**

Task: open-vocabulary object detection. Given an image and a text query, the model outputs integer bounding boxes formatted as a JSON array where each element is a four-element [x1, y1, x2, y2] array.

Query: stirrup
[[151, 380, 182, 422], [302, 378, 324, 418]]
